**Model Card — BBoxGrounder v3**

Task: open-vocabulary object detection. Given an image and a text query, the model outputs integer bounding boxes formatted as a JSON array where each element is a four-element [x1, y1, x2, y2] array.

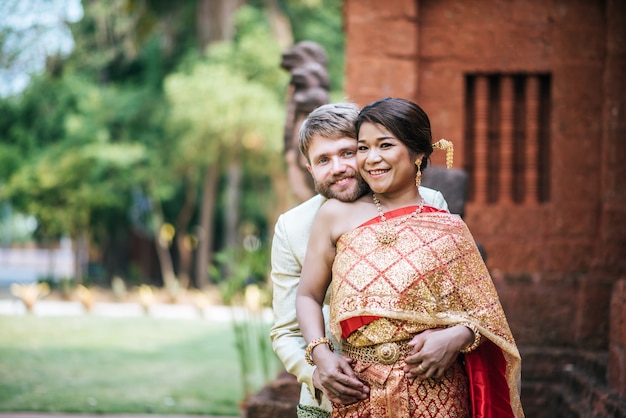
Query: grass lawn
[[0, 313, 279, 416]]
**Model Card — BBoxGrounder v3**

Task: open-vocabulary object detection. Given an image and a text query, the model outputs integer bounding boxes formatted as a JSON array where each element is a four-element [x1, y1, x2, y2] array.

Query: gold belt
[[342, 339, 412, 365]]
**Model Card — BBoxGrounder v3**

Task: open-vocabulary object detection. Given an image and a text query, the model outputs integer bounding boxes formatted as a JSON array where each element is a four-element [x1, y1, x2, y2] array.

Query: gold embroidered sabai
[[330, 212, 523, 418]]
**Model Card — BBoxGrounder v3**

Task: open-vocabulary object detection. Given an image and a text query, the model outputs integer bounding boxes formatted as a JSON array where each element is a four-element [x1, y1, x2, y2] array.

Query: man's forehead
[[309, 135, 356, 153], [309, 138, 356, 162]]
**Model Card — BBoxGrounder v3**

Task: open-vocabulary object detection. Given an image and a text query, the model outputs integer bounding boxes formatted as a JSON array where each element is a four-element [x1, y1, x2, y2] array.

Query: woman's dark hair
[[356, 97, 433, 169]]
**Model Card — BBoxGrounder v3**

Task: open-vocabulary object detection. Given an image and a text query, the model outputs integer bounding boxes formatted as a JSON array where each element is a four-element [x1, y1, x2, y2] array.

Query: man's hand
[[312, 351, 369, 405], [404, 327, 473, 380]]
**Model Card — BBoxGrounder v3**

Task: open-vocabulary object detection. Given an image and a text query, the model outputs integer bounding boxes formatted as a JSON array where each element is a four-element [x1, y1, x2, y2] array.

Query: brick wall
[[343, 0, 626, 414], [344, 0, 625, 341]]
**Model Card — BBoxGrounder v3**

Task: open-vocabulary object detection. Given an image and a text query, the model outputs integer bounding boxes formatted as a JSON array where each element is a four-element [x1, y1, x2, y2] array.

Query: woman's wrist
[[305, 337, 334, 366], [459, 322, 481, 353]]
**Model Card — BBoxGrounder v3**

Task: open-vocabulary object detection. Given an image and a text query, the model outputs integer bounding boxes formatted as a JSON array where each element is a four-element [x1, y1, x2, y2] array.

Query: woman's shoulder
[[319, 196, 377, 235]]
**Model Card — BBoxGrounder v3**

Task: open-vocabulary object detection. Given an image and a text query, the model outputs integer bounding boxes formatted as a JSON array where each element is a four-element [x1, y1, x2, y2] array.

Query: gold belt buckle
[[375, 342, 400, 365]]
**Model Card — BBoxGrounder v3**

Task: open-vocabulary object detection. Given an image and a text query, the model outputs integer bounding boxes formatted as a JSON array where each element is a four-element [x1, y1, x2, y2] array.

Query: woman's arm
[[296, 202, 369, 403], [296, 203, 336, 353]]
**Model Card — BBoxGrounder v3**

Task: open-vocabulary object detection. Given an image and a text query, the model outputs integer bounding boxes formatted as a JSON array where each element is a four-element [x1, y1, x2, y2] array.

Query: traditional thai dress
[[329, 206, 524, 418]]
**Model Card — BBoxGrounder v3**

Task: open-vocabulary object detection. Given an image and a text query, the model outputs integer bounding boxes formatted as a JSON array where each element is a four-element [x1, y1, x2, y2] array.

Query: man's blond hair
[[298, 102, 359, 163]]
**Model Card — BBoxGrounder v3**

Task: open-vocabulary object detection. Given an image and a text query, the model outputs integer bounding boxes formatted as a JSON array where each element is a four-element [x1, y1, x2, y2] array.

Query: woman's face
[[357, 122, 419, 195]]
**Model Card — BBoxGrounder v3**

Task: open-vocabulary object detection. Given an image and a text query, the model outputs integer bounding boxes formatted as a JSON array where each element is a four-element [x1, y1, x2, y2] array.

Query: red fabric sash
[[465, 339, 516, 418]]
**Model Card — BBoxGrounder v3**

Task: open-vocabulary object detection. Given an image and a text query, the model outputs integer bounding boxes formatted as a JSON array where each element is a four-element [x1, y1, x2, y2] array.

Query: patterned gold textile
[[333, 355, 470, 418], [330, 212, 523, 418]]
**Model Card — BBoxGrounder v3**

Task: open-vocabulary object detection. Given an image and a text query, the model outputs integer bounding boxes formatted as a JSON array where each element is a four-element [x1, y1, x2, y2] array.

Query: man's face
[[305, 134, 369, 202]]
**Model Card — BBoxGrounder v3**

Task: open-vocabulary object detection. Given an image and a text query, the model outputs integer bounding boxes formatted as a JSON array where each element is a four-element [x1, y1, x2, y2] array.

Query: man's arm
[[269, 210, 368, 406], [269, 214, 318, 398]]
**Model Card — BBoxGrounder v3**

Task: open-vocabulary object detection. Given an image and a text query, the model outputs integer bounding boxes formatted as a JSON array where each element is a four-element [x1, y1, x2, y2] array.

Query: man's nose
[[331, 158, 347, 173]]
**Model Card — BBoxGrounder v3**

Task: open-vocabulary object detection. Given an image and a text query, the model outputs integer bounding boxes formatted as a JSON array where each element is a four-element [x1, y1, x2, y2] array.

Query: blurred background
[[0, 0, 345, 296], [0, 1, 625, 417], [0, 1, 344, 416]]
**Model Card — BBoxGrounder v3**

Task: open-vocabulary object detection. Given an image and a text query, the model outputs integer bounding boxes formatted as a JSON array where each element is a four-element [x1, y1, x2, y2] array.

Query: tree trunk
[[175, 175, 198, 288], [151, 197, 177, 289], [225, 160, 242, 249], [73, 229, 90, 285], [196, 0, 246, 50], [264, 0, 293, 48], [196, 163, 219, 289]]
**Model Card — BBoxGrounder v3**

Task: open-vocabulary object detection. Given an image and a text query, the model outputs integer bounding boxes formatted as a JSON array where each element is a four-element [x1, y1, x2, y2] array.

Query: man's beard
[[314, 174, 370, 203]]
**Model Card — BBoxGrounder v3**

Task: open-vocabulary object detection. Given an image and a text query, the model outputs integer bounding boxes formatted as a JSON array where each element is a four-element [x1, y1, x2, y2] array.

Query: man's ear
[[305, 163, 312, 174]]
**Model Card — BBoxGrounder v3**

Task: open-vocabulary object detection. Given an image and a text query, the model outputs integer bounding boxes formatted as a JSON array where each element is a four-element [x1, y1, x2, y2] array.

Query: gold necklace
[[372, 193, 424, 245]]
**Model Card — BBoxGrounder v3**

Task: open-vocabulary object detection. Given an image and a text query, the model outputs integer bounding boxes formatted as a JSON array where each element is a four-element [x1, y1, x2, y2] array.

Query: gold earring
[[415, 158, 422, 188]]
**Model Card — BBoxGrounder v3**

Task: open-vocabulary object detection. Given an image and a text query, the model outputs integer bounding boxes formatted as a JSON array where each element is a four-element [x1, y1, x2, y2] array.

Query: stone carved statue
[[280, 41, 330, 202]]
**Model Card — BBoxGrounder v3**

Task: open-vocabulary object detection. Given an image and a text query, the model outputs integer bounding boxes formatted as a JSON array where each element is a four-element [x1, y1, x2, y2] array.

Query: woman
[[296, 98, 523, 418]]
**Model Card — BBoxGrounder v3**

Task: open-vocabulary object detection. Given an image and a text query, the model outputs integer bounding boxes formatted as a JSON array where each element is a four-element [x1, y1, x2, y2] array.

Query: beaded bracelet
[[459, 322, 481, 353], [304, 337, 334, 366]]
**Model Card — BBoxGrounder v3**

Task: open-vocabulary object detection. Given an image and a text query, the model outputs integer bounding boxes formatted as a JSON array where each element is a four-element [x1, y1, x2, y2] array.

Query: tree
[[0, 0, 345, 289], [1, 75, 148, 282], [164, 8, 286, 287]]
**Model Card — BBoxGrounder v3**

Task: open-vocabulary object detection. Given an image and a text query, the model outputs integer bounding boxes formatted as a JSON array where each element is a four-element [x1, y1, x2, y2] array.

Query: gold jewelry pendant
[[375, 225, 397, 246]]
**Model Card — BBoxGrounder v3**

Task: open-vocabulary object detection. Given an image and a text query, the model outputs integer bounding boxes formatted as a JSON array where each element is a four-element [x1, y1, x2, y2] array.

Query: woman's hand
[[404, 326, 474, 380]]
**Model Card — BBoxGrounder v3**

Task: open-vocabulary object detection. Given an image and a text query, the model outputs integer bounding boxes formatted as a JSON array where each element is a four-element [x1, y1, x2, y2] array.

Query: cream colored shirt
[[269, 188, 449, 411]]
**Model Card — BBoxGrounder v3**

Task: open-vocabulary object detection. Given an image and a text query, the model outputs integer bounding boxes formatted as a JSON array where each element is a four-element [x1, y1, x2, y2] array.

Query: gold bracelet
[[459, 322, 481, 353], [304, 337, 334, 366]]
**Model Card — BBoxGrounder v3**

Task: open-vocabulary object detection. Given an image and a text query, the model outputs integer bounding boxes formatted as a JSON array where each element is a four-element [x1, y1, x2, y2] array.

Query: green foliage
[[0, 75, 79, 155], [162, 6, 287, 275], [66, 1, 197, 85], [230, 304, 282, 397], [209, 240, 279, 398], [165, 6, 287, 165], [209, 244, 270, 305], [0, 72, 154, 240], [212, 6, 289, 97], [0, 0, 345, 283]]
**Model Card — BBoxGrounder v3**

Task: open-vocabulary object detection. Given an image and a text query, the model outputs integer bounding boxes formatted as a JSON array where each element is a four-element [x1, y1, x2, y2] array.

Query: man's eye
[[344, 151, 355, 157], [318, 158, 329, 164]]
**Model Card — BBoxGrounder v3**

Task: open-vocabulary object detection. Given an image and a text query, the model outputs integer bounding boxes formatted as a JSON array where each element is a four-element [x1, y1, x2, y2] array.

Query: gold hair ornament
[[433, 139, 454, 169]]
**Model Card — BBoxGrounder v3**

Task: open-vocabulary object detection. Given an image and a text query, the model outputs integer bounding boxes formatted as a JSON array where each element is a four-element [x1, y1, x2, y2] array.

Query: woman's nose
[[366, 149, 382, 164]]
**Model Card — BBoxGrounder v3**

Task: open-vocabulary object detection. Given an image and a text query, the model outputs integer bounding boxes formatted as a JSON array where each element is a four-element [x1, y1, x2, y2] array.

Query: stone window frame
[[463, 73, 551, 205]]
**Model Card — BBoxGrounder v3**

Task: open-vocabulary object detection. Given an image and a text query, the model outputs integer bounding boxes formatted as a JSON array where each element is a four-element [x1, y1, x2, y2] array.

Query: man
[[270, 102, 449, 418]]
